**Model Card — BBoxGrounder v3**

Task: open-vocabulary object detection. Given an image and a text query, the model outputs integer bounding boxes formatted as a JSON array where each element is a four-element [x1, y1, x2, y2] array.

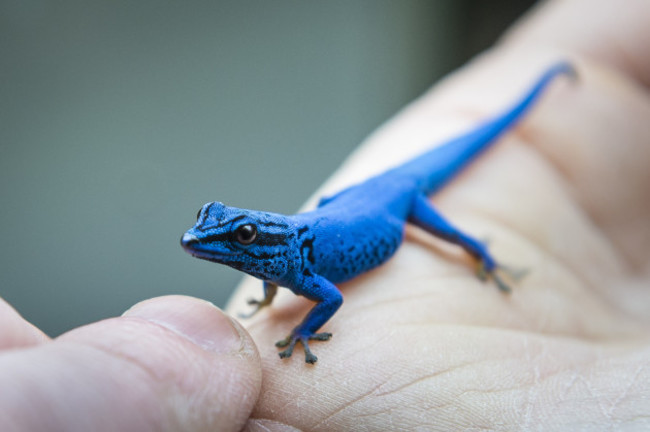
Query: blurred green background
[[1, 0, 536, 336]]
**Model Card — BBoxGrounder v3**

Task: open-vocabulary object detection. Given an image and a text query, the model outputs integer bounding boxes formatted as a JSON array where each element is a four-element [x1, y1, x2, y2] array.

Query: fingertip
[[20, 295, 263, 431], [123, 295, 256, 357], [0, 298, 49, 350], [118, 295, 263, 428]]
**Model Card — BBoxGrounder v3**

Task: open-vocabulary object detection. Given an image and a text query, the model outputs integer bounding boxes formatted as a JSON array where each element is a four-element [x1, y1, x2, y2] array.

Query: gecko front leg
[[276, 274, 343, 364], [240, 281, 278, 319]]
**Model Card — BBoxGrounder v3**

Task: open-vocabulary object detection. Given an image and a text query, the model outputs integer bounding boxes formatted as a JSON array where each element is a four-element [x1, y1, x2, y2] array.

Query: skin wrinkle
[[245, 418, 303, 432], [545, 359, 633, 427], [373, 367, 483, 399], [521, 334, 543, 430], [396, 320, 640, 347], [261, 348, 397, 430], [354, 342, 576, 423], [58, 338, 163, 390], [429, 365, 599, 429], [352, 406, 398, 420], [582, 372, 614, 423], [425, 394, 497, 429], [310, 384, 381, 430], [605, 364, 645, 419], [253, 381, 312, 423]]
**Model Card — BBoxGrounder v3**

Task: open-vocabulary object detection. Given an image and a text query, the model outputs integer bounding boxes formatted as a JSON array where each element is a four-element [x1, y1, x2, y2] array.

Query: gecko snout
[[180, 232, 199, 250]]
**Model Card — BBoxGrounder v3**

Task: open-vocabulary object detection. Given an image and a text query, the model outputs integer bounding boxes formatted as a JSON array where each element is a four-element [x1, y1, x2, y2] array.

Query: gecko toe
[[493, 272, 512, 293], [475, 259, 528, 293], [309, 332, 332, 341], [276, 331, 333, 363], [278, 347, 295, 359], [239, 296, 274, 319]]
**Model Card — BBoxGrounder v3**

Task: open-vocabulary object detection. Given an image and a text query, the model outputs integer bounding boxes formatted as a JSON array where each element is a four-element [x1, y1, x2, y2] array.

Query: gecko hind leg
[[239, 282, 278, 319], [409, 194, 524, 292]]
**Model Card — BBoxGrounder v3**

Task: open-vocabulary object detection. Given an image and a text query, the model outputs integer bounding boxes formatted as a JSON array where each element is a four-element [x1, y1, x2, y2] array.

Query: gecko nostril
[[180, 232, 199, 248]]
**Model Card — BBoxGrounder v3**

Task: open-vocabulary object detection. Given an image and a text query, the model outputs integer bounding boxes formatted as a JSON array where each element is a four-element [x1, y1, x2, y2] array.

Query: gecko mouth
[[180, 232, 242, 261]]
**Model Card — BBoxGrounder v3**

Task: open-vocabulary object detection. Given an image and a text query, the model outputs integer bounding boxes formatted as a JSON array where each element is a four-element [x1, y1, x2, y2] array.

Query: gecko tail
[[395, 61, 576, 194]]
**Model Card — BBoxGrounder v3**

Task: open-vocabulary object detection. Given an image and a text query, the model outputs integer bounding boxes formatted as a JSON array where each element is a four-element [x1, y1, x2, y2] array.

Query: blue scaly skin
[[181, 62, 575, 364]]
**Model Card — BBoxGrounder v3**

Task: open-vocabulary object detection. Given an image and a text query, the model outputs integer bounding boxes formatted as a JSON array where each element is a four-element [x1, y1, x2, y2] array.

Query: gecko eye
[[234, 224, 257, 245]]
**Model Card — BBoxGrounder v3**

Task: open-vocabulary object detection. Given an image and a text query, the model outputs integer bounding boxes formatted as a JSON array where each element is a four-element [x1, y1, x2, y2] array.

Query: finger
[[523, 61, 650, 272], [502, 0, 650, 86], [0, 297, 49, 350], [493, 0, 650, 270], [0, 295, 261, 432]]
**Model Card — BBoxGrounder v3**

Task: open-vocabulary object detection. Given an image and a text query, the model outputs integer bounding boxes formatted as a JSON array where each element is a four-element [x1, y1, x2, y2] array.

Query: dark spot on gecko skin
[[300, 237, 316, 265], [254, 233, 288, 246], [260, 220, 289, 229], [242, 251, 279, 260]]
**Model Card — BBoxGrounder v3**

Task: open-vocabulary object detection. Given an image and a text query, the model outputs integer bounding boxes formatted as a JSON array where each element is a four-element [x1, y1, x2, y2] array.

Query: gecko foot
[[239, 283, 278, 319], [476, 261, 528, 293], [275, 331, 332, 364], [238, 297, 271, 319]]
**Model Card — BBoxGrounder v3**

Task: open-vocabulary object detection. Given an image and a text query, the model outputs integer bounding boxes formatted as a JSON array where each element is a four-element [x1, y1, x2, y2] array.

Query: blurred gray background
[[1, 0, 536, 336]]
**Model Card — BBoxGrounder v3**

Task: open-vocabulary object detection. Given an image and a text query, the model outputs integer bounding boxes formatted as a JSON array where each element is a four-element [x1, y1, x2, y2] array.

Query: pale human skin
[[231, 0, 650, 429], [1, 0, 649, 430]]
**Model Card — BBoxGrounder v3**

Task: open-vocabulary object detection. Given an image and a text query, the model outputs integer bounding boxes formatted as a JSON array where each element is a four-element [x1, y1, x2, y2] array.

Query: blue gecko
[[181, 62, 574, 364]]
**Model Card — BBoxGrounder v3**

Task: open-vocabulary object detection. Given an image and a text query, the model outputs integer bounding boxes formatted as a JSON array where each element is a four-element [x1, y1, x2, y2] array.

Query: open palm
[[229, 2, 650, 429], [0, 1, 647, 431]]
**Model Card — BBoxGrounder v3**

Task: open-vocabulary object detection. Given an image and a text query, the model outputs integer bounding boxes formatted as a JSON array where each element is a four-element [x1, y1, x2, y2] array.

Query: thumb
[[0, 295, 261, 432]]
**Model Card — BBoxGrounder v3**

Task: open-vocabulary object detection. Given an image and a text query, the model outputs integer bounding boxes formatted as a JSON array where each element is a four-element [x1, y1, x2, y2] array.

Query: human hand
[[229, 0, 650, 429], [0, 295, 261, 431]]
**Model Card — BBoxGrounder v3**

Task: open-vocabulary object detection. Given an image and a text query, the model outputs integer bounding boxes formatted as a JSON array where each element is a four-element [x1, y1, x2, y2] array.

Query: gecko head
[[181, 202, 294, 280]]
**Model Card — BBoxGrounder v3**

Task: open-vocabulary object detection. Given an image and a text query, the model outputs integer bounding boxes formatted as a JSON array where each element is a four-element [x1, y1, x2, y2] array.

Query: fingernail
[[123, 295, 244, 354]]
